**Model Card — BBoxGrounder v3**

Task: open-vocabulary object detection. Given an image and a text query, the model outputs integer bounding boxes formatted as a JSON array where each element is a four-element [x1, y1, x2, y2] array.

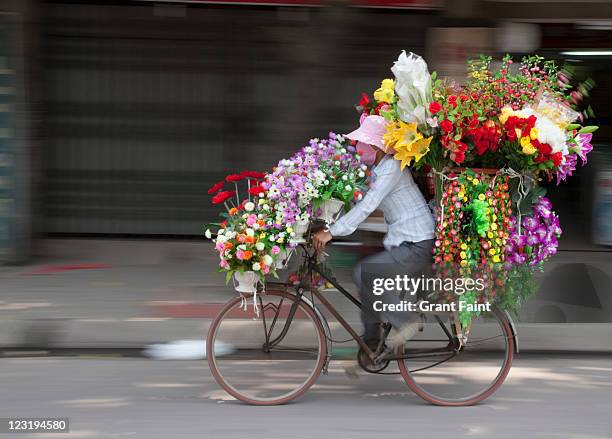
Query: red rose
[[207, 181, 224, 195], [525, 115, 537, 132], [212, 190, 236, 205], [428, 101, 442, 114], [455, 141, 468, 152], [447, 95, 458, 109], [440, 119, 453, 133], [536, 141, 552, 156], [225, 174, 244, 183], [467, 118, 479, 130], [551, 152, 563, 167], [454, 150, 466, 164], [359, 92, 370, 108], [459, 94, 469, 102], [375, 102, 389, 115]]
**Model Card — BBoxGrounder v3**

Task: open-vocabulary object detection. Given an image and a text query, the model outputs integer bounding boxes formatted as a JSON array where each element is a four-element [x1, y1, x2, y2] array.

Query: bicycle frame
[[265, 243, 463, 365]]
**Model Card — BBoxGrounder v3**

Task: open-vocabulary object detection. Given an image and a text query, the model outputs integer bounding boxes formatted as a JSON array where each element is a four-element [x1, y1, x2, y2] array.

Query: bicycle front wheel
[[398, 306, 514, 406], [207, 289, 327, 405]]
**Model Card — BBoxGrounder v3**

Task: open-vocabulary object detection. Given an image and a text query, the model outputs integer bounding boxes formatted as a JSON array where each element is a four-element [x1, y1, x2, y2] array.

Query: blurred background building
[[1, 0, 612, 325]]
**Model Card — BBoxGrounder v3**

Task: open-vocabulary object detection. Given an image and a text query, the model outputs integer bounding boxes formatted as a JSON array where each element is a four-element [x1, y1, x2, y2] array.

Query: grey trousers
[[352, 239, 434, 342]]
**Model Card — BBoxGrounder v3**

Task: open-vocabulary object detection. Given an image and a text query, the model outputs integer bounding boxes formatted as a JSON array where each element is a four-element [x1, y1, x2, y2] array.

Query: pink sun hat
[[345, 115, 389, 150]]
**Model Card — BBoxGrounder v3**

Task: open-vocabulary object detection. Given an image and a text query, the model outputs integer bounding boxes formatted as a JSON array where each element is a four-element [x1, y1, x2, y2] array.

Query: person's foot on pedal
[[387, 321, 421, 349]]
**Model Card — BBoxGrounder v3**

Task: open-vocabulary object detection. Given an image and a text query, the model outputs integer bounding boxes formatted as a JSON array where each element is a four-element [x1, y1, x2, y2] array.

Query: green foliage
[[498, 266, 539, 315]]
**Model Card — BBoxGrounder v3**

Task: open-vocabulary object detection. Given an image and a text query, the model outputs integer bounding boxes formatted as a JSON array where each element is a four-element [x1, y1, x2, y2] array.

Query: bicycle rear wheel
[[207, 289, 327, 405], [398, 306, 514, 406]]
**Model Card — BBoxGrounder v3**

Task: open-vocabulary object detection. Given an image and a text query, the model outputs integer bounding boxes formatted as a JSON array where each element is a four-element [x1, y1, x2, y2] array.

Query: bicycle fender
[[504, 310, 519, 354]]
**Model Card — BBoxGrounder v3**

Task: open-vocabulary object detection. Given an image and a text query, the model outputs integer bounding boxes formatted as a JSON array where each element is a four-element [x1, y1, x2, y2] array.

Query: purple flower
[[576, 133, 593, 165], [555, 154, 577, 185], [535, 225, 547, 241], [523, 216, 538, 231], [505, 196, 562, 268], [511, 234, 527, 247], [526, 234, 539, 246]]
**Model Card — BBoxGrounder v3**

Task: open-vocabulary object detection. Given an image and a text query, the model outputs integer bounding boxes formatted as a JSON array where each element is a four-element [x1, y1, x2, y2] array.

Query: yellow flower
[[530, 127, 539, 140], [520, 136, 537, 155], [492, 255, 501, 263], [385, 121, 432, 169], [472, 178, 479, 185], [384, 121, 419, 151], [478, 193, 485, 201], [380, 78, 394, 90], [489, 248, 496, 255], [460, 243, 467, 250], [460, 260, 468, 266], [491, 223, 498, 230], [499, 107, 513, 125], [460, 251, 467, 259], [374, 79, 395, 103], [487, 232, 494, 239]]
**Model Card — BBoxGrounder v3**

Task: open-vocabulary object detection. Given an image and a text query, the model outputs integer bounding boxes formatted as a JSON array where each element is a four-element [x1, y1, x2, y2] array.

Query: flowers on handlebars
[[205, 171, 296, 282]]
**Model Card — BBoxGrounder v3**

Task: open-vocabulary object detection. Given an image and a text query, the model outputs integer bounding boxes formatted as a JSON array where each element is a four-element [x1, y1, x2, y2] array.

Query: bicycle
[[206, 223, 518, 406]]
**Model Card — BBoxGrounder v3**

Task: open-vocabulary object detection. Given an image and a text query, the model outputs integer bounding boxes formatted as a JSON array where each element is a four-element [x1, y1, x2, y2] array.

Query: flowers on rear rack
[[354, 51, 598, 324]]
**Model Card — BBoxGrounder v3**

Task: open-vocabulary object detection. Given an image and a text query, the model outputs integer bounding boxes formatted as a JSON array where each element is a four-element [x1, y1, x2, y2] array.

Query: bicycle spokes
[[398, 308, 513, 405], [208, 291, 326, 404]]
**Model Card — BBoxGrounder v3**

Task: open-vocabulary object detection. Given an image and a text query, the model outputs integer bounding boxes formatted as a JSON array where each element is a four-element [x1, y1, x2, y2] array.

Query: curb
[[2, 317, 612, 352]]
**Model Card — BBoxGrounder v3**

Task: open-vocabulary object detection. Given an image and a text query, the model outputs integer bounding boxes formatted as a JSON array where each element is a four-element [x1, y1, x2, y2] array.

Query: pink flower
[[246, 214, 257, 226], [236, 249, 245, 260], [271, 246, 281, 255], [219, 259, 229, 269], [576, 133, 593, 165], [215, 242, 225, 252]]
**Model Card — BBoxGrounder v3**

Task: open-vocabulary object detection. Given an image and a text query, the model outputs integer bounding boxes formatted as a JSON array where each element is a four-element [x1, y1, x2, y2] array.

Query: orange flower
[[244, 236, 256, 244], [224, 242, 233, 250], [242, 250, 253, 260], [257, 220, 265, 227], [229, 207, 238, 215], [237, 234, 246, 243]]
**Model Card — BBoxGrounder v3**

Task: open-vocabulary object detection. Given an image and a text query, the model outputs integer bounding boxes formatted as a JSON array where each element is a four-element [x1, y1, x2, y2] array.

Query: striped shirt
[[329, 155, 434, 249]]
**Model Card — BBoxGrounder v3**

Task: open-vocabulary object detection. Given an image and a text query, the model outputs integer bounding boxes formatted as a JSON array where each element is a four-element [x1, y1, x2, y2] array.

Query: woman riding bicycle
[[312, 115, 435, 349]]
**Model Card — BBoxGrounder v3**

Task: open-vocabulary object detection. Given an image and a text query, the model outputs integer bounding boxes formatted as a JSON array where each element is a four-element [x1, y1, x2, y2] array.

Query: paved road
[[1, 354, 611, 439]]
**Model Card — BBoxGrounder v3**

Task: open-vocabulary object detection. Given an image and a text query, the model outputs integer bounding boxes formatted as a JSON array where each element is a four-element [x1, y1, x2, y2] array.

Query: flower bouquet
[[357, 51, 597, 324], [262, 132, 368, 227], [205, 171, 293, 290]]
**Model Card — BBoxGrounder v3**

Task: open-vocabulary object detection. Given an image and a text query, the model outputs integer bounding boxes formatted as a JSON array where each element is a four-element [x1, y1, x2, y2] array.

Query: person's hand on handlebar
[[312, 230, 332, 253]]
